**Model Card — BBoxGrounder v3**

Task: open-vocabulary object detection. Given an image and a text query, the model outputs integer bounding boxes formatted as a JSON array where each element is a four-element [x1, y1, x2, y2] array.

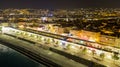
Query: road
[[3, 27, 120, 67], [0, 34, 87, 67]]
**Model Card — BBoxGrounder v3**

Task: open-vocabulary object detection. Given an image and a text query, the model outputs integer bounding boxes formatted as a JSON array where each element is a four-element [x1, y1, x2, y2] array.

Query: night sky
[[0, 0, 120, 9]]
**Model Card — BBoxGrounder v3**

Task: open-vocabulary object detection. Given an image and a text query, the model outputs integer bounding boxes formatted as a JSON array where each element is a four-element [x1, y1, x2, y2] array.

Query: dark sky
[[0, 0, 120, 9]]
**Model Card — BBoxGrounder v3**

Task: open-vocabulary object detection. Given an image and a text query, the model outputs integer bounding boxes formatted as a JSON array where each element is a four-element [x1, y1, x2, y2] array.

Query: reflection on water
[[0, 44, 45, 67]]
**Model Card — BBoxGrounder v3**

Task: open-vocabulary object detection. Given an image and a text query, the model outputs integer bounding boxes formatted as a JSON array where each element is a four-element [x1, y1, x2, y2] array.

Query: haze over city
[[0, 0, 120, 67], [1, 0, 120, 9]]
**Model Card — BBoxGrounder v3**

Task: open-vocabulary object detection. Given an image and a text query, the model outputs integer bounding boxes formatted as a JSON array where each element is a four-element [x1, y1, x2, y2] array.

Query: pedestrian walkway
[[3, 32, 120, 67], [18, 33, 119, 67]]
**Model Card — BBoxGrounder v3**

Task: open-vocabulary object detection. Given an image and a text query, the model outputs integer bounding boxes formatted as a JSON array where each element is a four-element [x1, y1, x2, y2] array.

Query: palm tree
[[82, 48, 87, 55], [16, 31, 20, 35], [112, 53, 119, 64], [46, 38, 50, 44], [0, 26, 2, 32], [66, 44, 71, 50], [100, 53, 105, 61], [38, 36, 42, 42], [54, 41, 59, 47], [24, 32, 28, 37]]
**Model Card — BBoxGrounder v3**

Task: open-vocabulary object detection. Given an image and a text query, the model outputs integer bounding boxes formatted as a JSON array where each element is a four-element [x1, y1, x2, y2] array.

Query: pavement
[[6, 32, 120, 67], [0, 34, 87, 67], [24, 29, 120, 67], [13, 31, 120, 67]]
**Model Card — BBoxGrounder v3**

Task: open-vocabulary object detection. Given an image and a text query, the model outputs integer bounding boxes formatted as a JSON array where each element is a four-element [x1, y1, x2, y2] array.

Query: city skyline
[[1, 3, 120, 67], [1, 0, 120, 9]]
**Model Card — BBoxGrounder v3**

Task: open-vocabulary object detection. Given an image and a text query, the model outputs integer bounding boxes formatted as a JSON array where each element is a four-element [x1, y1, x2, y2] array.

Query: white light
[[37, 28, 42, 31], [106, 54, 112, 59], [87, 50, 92, 53], [71, 45, 76, 49], [41, 17, 47, 21], [96, 50, 102, 55], [2, 27, 10, 33]]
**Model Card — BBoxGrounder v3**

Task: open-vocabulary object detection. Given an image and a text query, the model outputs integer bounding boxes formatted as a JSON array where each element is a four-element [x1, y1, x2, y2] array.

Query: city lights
[[1, 8, 120, 67]]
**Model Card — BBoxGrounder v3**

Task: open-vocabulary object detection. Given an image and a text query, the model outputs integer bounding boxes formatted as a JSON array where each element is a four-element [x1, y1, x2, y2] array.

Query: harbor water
[[0, 44, 45, 67]]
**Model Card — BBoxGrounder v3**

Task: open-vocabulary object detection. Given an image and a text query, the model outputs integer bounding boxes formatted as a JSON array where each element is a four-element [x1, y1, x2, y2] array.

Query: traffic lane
[[2, 33, 118, 67], [0, 34, 87, 67]]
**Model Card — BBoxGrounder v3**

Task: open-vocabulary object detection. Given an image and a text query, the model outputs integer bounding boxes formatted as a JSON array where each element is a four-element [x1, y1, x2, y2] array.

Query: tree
[[100, 53, 105, 60], [112, 54, 119, 64], [24, 32, 28, 36], [0, 27, 2, 31], [82, 48, 87, 55], [66, 44, 71, 50], [54, 41, 59, 47], [64, 28, 70, 33], [16, 31, 19, 34], [112, 54, 119, 60], [39, 36, 42, 42], [47, 38, 50, 44]]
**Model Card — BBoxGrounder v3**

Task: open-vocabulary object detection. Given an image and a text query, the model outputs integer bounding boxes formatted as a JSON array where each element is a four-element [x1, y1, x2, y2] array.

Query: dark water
[[0, 44, 45, 67]]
